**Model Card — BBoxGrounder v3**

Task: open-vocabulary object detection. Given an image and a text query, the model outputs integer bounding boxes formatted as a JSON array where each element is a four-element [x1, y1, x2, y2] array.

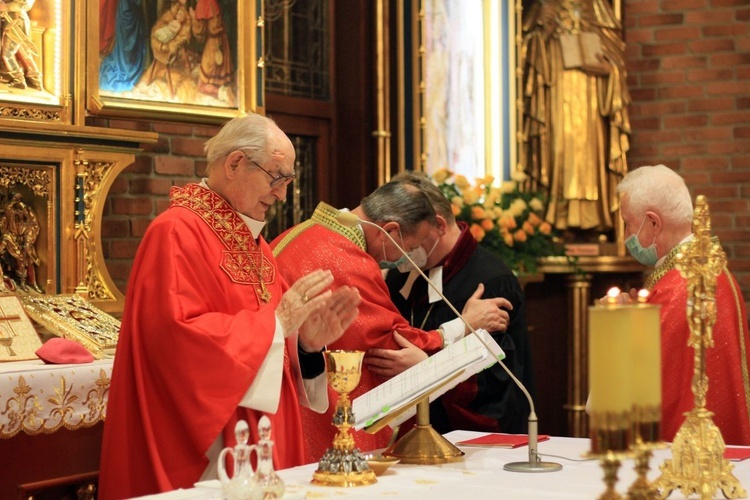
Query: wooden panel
[[525, 276, 570, 437], [1, 424, 102, 499]]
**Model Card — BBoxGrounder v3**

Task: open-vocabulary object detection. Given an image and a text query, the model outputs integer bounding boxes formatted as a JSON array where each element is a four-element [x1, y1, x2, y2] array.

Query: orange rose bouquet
[[432, 168, 562, 274]]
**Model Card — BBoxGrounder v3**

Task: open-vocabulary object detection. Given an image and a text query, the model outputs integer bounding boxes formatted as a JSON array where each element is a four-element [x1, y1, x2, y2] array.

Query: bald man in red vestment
[[99, 114, 361, 499], [618, 164, 750, 445]]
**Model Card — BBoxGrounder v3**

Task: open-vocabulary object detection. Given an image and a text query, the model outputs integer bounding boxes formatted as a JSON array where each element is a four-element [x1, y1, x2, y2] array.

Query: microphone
[[337, 210, 562, 473]]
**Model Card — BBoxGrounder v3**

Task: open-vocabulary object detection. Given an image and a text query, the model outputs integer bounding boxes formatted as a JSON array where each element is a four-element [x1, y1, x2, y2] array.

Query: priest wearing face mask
[[365, 171, 535, 435], [271, 178, 511, 461], [618, 164, 750, 445]]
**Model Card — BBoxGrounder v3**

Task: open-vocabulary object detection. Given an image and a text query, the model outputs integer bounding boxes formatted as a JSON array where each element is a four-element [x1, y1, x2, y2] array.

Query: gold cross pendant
[[258, 282, 271, 303]]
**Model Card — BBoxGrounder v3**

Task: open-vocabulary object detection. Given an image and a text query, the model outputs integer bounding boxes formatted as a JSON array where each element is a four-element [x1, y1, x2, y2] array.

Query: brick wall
[[623, 0, 750, 315], [101, 120, 218, 289], [101, 0, 750, 315]]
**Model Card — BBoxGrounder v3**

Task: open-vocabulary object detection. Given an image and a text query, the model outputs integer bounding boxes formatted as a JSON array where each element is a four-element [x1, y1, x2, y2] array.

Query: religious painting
[[21, 294, 120, 357], [0, 0, 73, 127], [0, 295, 43, 362], [414, 0, 515, 183], [86, 0, 262, 122]]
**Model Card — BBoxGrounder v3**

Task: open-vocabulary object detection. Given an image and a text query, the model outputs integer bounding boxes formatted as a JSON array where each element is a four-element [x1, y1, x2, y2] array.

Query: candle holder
[[587, 409, 633, 500], [312, 350, 377, 487], [627, 405, 663, 500]]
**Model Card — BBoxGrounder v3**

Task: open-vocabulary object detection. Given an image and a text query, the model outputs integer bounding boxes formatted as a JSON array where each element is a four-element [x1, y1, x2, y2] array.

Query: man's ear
[[223, 151, 243, 177], [645, 211, 662, 234], [435, 215, 448, 236], [381, 221, 400, 234]]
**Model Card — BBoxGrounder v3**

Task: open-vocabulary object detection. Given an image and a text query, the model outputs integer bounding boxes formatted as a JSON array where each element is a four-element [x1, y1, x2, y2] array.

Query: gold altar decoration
[[0, 295, 43, 362], [312, 350, 377, 487], [652, 196, 746, 499], [20, 294, 120, 358]]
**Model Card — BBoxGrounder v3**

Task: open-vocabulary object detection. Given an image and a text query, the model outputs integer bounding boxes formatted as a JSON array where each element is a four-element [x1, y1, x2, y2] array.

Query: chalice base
[[312, 468, 377, 487]]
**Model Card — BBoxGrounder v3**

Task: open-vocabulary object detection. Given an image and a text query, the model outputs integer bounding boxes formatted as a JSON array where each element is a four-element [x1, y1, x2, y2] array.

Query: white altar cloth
[[139, 430, 750, 499], [0, 358, 112, 437]]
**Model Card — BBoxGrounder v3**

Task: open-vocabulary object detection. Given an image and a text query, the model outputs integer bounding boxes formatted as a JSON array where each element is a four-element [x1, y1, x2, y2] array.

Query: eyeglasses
[[241, 154, 296, 188]]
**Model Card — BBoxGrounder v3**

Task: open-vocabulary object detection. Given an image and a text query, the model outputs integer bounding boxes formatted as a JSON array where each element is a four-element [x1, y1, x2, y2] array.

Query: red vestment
[[272, 202, 445, 462], [648, 252, 750, 445], [100, 184, 312, 499]]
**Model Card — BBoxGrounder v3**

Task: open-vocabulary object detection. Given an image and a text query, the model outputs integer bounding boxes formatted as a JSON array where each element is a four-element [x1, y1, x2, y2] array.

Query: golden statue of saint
[[0, 192, 43, 293], [519, 0, 630, 234]]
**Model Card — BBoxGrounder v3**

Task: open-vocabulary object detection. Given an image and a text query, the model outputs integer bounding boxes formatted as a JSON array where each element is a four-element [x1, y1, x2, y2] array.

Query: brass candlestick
[[587, 409, 633, 500], [312, 350, 377, 487], [652, 196, 745, 499], [627, 406, 663, 500]]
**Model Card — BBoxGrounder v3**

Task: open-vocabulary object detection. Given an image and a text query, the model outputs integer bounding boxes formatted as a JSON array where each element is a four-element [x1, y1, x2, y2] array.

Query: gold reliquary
[[20, 294, 120, 358]]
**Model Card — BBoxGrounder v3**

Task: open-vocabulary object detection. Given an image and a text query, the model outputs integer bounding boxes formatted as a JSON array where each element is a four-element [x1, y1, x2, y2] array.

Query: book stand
[[366, 371, 465, 465]]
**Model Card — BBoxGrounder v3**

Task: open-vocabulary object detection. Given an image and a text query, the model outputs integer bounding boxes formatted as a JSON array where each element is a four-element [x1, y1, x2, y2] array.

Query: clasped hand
[[276, 269, 360, 353], [461, 283, 512, 334]]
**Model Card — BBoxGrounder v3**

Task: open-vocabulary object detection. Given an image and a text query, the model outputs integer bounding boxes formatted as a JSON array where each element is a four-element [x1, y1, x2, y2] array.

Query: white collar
[[200, 179, 266, 239], [399, 266, 444, 303]]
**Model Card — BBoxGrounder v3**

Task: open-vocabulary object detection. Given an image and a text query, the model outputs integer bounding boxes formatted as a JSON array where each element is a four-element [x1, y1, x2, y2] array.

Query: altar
[[0, 359, 113, 498], [139, 430, 750, 499]]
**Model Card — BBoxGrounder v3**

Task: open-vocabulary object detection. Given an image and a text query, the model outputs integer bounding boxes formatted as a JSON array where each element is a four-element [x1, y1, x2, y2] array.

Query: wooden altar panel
[[2, 425, 102, 499]]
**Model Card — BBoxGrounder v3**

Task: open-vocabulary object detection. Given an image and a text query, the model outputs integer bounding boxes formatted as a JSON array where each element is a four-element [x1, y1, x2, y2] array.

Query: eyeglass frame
[[240, 152, 296, 188]]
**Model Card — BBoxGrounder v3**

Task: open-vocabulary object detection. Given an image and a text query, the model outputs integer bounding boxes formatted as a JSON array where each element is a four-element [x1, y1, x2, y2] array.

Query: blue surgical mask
[[379, 228, 410, 269], [397, 235, 440, 273], [625, 216, 658, 266]]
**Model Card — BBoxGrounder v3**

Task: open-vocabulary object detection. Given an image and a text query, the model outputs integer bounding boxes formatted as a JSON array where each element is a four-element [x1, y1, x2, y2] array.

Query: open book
[[559, 32, 609, 75], [352, 329, 504, 431]]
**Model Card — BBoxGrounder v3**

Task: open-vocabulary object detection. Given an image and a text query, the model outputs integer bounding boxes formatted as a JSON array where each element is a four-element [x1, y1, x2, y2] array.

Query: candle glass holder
[[311, 350, 377, 487]]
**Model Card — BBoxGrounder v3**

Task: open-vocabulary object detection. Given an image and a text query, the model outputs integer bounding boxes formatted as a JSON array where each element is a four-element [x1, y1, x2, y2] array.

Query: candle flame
[[605, 287, 621, 305], [637, 289, 650, 303]]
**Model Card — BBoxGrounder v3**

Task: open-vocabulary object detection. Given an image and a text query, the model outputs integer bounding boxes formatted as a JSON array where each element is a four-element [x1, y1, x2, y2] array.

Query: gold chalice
[[311, 350, 377, 487]]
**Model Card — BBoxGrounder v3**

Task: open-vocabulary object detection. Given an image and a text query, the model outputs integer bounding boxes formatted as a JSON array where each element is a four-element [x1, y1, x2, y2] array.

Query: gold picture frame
[[0, 0, 73, 130], [20, 294, 120, 358], [85, 0, 263, 123], [0, 295, 43, 362]]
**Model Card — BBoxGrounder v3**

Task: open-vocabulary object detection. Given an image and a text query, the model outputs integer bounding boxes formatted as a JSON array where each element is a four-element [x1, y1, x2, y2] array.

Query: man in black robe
[[365, 172, 536, 434]]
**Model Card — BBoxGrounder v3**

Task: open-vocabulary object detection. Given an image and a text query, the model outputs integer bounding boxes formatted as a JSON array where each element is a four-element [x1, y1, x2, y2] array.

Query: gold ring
[[302, 293, 309, 303]]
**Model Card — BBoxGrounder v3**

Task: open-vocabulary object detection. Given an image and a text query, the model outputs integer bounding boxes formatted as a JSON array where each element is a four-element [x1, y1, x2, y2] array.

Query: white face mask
[[397, 236, 440, 273]]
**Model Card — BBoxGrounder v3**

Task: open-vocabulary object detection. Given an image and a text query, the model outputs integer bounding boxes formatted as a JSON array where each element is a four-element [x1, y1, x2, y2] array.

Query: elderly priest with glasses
[[99, 114, 362, 499]]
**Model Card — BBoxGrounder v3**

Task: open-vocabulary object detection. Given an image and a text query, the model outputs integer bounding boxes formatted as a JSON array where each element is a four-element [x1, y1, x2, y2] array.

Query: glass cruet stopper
[[253, 415, 285, 499], [233, 420, 253, 476]]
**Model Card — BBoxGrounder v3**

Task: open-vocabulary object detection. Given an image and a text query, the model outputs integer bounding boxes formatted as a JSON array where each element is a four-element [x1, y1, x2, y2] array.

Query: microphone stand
[[338, 211, 562, 473]]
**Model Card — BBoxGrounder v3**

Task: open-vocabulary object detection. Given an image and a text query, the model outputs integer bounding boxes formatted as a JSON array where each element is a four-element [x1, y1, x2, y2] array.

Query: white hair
[[204, 114, 278, 171], [617, 165, 693, 225]]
